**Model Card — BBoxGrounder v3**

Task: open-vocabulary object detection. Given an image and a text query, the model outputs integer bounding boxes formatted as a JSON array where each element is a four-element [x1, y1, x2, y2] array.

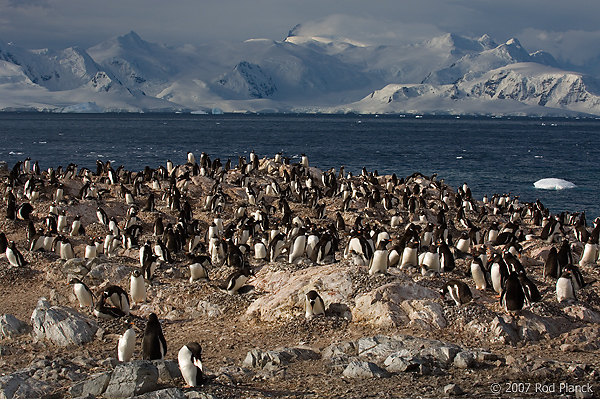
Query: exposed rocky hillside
[[0, 153, 598, 398]]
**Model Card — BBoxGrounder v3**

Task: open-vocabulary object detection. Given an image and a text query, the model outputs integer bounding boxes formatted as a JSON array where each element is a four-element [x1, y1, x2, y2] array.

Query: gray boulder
[[103, 360, 159, 398], [0, 314, 28, 338], [151, 360, 182, 383], [243, 347, 320, 369], [63, 258, 90, 279], [30, 298, 98, 346], [342, 360, 390, 378], [132, 388, 186, 399], [87, 262, 131, 284], [0, 368, 54, 399], [69, 371, 112, 397]]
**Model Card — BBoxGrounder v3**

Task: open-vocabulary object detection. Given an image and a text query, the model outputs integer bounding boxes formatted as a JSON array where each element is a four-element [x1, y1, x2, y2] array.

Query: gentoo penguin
[[440, 280, 473, 306], [455, 231, 471, 257], [117, 319, 136, 362], [400, 240, 419, 269], [288, 229, 307, 264], [60, 238, 75, 260], [305, 290, 326, 318], [93, 292, 126, 319], [225, 267, 253, 294], [369, 239, 390, 275], [104, 285, 130, 315], [438, 240, 455, 272], [96, 207, 109, 225], [470, 257, 488, 290], [253, 237, 268, 260], [178, 342, 204, 387], [518, 271, 542, 305], [543, 247, 560, 280], [500, 272, 525, 312], [579, 238, 599, 266], [69, 278, 94, 308], [0, 232, 8, 253], [142, 313, 167, 360], [189, 255, 210, 282], [490, 253, 509, 295], [84, 239, 97, 260], [70, 215, 84, 236], [130, 269, 146, 305], [421, 245, 441, 275], [564, 264, 587, 291], [6, 241, 26, 267], [556, 270, 577, 302]]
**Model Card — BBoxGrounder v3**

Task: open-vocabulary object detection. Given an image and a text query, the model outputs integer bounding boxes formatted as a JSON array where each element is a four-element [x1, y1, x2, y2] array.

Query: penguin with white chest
[[225, 267, 253, 294], [117, 319, 136, 362], [556, 270, 577, 302], [142, 313, 167, 360], [305, 290, 326, 318], [130, 269, 146, 305], [440, 280, 473, 306], [6, 241, 26, 267], [104, 285, 130, 315], [178, 342, 204, 387], [189, 255, 211, 282], [369, 239, 390, 275], [69, 278, 94, 308]]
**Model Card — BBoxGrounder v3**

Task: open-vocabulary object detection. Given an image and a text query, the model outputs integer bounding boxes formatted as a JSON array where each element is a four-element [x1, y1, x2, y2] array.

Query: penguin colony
[[1, 152, 599, 385]]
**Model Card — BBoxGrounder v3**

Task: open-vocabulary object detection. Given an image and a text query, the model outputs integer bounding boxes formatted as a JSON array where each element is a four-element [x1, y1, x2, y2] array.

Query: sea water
[[0, 113, 598, 219]]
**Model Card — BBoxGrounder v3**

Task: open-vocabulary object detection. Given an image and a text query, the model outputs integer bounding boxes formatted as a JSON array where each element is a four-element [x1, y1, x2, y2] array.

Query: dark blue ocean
[[0, 113, 599, 219]]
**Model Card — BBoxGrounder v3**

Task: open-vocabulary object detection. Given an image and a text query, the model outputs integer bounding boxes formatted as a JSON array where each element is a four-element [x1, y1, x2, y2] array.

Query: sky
[[1, 0, 599, 67]]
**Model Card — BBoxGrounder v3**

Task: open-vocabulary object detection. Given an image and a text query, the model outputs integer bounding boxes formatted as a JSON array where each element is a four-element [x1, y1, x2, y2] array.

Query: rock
[[427, 346, 460, 366], [186, 392, 219, 399], [196, 300, 223, 318], [69, 371, 112, 398], [151, 360, 182, 383], [322, 341, 357, 358], [87, 262, 131, 284], [132, 388, 186, 399], [384, 354, 425, 373], [443, 383, 465, 395], [453, 351, 476, 369], [516, 311, 563, 341], [0, 368, 55, 399], [0, 314, 28, 338], [243, 347, 320, 369], [352, 282, 438, 327], [342, 360, 389, 378], [245, 264, 354, 322], [63, 258, 91, 279], [489, 315, 520, 345], [103, 360, 159, 398], [30, 298, 98, 346], [563, 305, 600, 324], [400, 299, 447, 330]]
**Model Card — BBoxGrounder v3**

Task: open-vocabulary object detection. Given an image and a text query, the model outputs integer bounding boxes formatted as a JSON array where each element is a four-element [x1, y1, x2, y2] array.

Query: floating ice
[[534, 178, 576, 190]]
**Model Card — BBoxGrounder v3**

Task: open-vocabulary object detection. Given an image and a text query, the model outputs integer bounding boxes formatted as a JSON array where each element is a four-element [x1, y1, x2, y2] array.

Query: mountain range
[[1, 29, 600, 116]]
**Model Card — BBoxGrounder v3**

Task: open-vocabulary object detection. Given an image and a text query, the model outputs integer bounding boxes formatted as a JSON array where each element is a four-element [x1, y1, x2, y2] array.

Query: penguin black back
[[142, 313, 167, 360]]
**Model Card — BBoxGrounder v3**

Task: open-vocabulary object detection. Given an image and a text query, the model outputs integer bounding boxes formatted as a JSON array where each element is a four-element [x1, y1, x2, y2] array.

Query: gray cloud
[[0, 0, 599, 72]]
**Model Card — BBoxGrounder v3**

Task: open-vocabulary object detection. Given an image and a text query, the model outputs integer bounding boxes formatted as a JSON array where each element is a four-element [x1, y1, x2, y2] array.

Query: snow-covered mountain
[[1, 29, 599, 116]]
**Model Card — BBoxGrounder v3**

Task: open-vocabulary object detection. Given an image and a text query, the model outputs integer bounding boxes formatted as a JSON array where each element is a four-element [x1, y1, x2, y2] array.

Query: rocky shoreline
[[0, 154, 599, 398]]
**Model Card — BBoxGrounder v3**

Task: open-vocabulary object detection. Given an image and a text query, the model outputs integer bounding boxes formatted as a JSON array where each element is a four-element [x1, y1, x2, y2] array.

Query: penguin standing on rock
[[142, 313, 167, 360], [500, 272, 525, 312], [178, 342, 204, 387]]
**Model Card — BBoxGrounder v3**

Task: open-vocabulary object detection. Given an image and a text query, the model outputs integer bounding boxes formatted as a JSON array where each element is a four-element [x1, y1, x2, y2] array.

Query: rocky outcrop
[[30, 298, 98, 347]]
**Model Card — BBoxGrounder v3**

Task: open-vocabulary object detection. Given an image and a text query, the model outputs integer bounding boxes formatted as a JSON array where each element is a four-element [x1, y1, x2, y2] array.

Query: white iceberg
[[533, 178, 576, 190]]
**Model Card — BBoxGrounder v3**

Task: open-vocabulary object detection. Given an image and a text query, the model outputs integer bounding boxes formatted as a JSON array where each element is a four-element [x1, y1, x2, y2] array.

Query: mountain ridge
[[0, 30, 599, 116]]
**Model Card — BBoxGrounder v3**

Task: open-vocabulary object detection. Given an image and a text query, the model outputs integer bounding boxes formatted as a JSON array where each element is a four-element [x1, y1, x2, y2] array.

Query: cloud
[[7, 0, 49, 8], [519, 28, 600, 66], [289, 14, 445, 46]]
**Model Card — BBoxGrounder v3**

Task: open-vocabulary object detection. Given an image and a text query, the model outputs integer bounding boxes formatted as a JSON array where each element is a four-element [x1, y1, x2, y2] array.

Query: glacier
[[1, 30, 600, 115]]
